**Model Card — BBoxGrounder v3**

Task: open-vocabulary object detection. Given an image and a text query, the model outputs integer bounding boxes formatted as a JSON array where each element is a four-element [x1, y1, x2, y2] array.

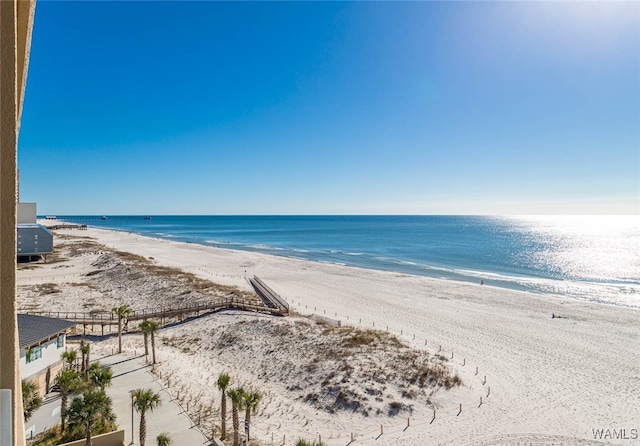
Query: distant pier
[[47, 224, 87, 230]]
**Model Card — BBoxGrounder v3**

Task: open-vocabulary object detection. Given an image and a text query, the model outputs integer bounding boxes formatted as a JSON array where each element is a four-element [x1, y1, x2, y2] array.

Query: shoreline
[[47, 219, 640, 309], [20, 225, 640, 445]]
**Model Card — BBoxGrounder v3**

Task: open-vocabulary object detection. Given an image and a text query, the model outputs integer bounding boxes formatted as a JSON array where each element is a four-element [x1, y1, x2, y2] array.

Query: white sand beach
[[17, 226, 640, 445]]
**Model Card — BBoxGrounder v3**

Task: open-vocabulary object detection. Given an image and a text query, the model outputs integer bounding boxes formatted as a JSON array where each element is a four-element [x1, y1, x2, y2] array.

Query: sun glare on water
[[511, 215, 640, 285]]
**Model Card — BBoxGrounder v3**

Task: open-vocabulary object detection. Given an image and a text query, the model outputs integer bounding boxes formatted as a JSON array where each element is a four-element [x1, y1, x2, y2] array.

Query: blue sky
[[18, 1, 640, 215]]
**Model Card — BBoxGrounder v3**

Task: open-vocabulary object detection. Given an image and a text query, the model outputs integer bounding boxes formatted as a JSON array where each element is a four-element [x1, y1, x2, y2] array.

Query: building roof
[[17, 223, 52, 233], [17, 314, 76, 349]]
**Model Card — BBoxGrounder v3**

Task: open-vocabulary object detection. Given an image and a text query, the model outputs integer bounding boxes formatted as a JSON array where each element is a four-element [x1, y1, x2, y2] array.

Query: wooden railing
[[249, 276, 289, 314], [24, 296, 286, 328], [47, 224, 87, 230]]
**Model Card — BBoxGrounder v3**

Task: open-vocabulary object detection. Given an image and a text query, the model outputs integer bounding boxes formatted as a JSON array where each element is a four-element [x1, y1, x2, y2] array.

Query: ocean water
[[56, 215, 640, 308]]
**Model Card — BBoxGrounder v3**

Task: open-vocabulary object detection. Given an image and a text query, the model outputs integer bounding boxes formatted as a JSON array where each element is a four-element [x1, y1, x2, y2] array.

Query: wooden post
[[462, 358, 465, 366], [380, 425, 383, 435], [458, 403, 462, 416], [401, 329, 403, 335], [475, 366, 478, 375], [487, 386, 490, 397], [438, 345, 441, 352], [451, 352, 454, 359], [407, 417, 410, 427], [479, 396, 482, 407], [483, 375, 486, 385]]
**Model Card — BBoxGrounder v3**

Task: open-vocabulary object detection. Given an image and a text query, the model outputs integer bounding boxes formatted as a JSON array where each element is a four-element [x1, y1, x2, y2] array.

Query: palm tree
[[55, 368, 81, 432], [112, 305, 131, 354], [22, 379, 42, 422], [227, 387, 245, 446], [243, 390, 261, 441], [147, 320, 160, 365], [61, 349, 77, 370], [66, 389, 114, 446], [216, 373, 231, 440], [88, 363, 113, 392], [132, 388, 162, 446], [79, 341, 91, 378], [156, 432, 173, 446], [139, 320, 151, 360]]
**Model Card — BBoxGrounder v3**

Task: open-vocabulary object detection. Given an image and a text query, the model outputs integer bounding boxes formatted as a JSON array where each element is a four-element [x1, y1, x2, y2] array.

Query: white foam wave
[[246, 243, 284, 251], [204, 239, 226, 245], [155, 232, 176, 238], [319, 260, 346, 266]]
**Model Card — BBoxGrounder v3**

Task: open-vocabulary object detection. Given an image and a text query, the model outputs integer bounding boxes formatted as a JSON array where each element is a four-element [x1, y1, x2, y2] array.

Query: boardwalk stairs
[[248, 276, 289, 314]]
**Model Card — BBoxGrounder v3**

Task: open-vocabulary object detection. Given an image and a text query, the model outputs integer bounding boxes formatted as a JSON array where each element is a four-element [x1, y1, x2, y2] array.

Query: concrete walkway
[[26, 352, 210, 445], [97, 352, 211, 445], [25, 392, 61, 440]]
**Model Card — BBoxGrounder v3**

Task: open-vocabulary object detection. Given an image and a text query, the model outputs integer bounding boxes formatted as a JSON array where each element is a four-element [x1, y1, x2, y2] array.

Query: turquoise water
[[56, 215, 640, 308]]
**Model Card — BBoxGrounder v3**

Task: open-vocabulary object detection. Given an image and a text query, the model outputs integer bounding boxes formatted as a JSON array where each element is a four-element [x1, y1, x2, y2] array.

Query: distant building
[[18, 314, 76, 396], [17, 203, 37, 224], [17, 203, 53, 259], [17, 224, 53, 258]]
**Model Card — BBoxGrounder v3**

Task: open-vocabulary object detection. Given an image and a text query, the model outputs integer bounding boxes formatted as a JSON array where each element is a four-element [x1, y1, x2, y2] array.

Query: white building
[[17, 203, 37, 224], [17, 203, 53, 259], [18, 314, 76, 396]]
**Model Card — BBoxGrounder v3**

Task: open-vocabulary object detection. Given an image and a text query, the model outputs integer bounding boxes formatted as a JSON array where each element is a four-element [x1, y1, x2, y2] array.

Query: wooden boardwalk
[[47, 224, 87, 230], [25, 294, 286, 335], [249, 275, 290, 314]]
